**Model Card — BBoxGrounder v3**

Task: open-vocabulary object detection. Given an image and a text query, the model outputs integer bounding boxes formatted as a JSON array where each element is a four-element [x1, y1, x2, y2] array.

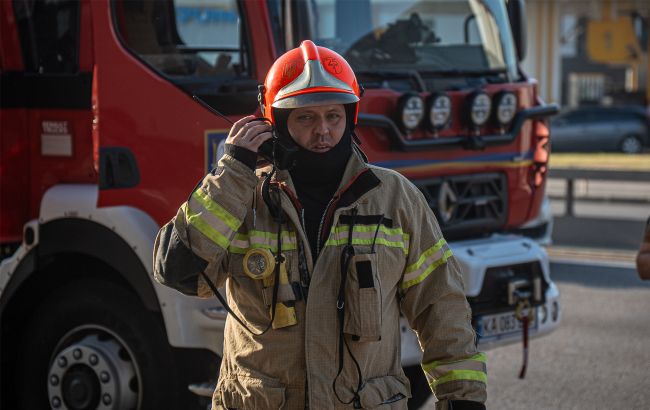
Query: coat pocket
[[213, 373, 286, 410], [359, 374, 411, 409], [344, 253, 382, 342]]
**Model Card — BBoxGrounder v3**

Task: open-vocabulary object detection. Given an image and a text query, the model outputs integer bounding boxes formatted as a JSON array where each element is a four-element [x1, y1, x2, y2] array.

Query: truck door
[[91, 0, 274, 226], [1, 0, 95, 243]]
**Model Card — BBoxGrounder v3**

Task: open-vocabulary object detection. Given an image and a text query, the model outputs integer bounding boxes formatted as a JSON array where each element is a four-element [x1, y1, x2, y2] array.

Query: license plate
[[476, 309, 537, 339]]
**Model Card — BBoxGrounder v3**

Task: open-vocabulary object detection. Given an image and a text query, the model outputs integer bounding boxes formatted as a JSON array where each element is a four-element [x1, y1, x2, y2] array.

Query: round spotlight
[[398, 93, 425, 131], [427, 94, 452, 131], [495, 91, 518, 125], [467, 92, 492, 127]]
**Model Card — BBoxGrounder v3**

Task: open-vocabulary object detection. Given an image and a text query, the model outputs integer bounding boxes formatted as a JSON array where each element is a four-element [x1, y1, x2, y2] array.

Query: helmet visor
[[272, 92, 359, 109]]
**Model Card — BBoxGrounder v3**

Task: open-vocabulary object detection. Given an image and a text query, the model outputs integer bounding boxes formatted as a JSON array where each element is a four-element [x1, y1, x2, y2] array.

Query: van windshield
[[312, 0, 518, 83]]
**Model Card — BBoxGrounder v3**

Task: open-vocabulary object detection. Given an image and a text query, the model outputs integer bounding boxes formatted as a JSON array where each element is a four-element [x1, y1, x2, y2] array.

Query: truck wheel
[[15, 279, 181, 410], [404, 364, 431, 409], [620, 134, 642, 154]]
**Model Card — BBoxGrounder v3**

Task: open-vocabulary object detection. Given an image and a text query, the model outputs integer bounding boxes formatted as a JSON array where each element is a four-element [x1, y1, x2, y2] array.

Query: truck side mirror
[[507, 0, 527, 62]]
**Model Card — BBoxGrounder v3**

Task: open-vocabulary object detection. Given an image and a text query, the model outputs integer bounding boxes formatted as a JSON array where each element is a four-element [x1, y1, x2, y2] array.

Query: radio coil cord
[[187, 169, 283, 336], [188, 94, 287, 335], [333, 208, 365, 408]]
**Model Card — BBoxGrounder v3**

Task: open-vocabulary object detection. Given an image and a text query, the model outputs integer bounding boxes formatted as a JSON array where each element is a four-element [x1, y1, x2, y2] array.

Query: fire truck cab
[[0, 1, 560, 409]]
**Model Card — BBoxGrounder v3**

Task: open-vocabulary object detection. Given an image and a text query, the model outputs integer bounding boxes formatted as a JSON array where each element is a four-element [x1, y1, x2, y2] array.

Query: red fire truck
[[0, 0, 561, 409]]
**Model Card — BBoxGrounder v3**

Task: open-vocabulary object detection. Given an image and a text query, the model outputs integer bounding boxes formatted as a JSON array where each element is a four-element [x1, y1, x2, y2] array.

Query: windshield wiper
[[354, 69, 426, 91]]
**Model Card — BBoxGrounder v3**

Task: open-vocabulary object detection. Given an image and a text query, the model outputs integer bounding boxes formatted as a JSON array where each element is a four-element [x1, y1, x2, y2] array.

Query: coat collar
[[268, 146, 375, 199]]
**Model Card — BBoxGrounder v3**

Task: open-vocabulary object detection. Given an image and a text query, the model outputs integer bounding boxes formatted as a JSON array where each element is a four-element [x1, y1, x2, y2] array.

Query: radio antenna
[[192, 95, 235, 125]]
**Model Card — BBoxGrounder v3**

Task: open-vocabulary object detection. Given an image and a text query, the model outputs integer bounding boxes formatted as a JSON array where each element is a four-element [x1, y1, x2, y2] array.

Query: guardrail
[[548, 168, 650, 216]]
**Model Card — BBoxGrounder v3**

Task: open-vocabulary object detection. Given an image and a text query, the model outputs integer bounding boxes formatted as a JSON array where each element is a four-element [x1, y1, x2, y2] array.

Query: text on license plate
[[477, 309, 537, 339]]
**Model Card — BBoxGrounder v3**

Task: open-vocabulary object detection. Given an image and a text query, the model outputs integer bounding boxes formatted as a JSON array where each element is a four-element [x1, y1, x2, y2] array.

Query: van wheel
[[620, 135, 642, 154], [15, 279, 181, 410], [404, 364, 431, 409]]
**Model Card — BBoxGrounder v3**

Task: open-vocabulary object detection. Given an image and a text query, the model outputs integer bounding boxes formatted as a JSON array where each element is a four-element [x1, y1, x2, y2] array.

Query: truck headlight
[[468, 92, 492, 127], [427, 94, 452, 131], [398, 93, 424, 131], [495, 92, 518, 125]]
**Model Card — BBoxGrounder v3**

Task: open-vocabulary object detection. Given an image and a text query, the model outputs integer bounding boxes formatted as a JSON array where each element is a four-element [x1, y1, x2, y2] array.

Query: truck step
[[188, 382, 216, 398]]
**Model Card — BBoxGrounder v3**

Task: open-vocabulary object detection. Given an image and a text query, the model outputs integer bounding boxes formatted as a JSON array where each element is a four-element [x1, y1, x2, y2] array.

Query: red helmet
[[261, 40, 361, 125]]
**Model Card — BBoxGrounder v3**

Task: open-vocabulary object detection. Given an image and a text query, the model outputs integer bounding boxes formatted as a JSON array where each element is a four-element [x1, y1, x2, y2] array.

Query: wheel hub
[[48, 333, 138, 410], [61, 364, 101, 409]]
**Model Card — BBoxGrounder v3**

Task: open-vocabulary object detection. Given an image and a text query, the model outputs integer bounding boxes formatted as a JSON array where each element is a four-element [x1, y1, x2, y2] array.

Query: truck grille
[[414, 173, 507, 240]]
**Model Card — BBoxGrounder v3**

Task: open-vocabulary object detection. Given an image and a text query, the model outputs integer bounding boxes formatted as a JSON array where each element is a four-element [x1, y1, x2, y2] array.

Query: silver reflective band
[[469, 92, 492, 126], [496, 92, 517, 125], [272, 91, 359, 109], [274, 59, 354, 104]]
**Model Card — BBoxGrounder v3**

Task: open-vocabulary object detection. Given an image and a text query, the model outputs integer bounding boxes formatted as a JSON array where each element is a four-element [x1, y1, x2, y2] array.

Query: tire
[[405, 364, 431, 409], [619, 134, 643, 154], [14, 279, 184, 410]]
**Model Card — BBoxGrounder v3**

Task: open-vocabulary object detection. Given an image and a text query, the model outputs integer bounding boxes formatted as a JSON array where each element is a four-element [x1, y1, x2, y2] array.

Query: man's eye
[[327, 114, 341, 120], [299, 116, 313, 121]]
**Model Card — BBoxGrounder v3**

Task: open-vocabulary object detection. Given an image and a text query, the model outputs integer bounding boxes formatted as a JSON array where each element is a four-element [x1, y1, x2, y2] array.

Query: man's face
[[287, 104, 346, 153]]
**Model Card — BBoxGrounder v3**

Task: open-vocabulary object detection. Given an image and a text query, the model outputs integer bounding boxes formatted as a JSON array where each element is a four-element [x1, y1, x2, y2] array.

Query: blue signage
[[205, 130, 228, 174]]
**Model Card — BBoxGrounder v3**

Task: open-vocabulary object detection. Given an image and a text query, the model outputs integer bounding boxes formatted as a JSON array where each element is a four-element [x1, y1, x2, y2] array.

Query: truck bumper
[[400, 234, 561, 366]]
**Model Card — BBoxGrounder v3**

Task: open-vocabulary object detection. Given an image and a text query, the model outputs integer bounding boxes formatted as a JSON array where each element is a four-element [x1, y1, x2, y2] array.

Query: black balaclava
[[274, 104, 355, 261]]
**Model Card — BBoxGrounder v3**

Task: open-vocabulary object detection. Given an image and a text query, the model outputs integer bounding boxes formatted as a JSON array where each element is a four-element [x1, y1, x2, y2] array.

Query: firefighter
[[153, 40, 486, 410]]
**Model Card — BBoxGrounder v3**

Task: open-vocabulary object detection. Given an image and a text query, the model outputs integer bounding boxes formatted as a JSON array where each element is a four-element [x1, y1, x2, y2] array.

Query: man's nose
[[315, 115, 330, 136]]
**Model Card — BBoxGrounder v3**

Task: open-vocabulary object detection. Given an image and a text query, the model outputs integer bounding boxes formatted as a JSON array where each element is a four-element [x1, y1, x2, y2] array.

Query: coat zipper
[[278, 184, 315, 274], [316, 195, 338, 257], [315, 169, 374, 258]]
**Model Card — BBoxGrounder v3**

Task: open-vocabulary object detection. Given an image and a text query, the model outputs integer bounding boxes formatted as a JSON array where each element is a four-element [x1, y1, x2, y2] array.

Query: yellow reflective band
[[331, 224, 407, 237], [422, 353, 487, 373], [324, 225, 409, 254], [325, 237, 408, 251], [401, 249, 452, 291], [429, 370, 487, 389], [229, 231, 298, 254], [405, 239, 446, 274], [184, 202, 230, 249], [192, 188, 241, 231]]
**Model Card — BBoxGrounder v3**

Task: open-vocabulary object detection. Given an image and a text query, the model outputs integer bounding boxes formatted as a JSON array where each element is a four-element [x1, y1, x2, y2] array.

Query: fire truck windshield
[[312, 0, 519, 85]]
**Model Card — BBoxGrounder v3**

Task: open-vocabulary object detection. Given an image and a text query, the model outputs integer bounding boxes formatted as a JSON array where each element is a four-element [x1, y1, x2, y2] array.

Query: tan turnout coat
[[153, 150, 487, 409]]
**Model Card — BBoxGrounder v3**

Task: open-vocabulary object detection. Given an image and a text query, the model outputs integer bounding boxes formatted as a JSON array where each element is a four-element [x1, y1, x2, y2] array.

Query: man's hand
[[226, 115, 273, 152]]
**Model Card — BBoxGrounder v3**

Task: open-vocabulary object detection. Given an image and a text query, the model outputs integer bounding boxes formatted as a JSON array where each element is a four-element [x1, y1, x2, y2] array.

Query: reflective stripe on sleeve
[[324, 225, 409, 254], [184, 202, 231, 250], [422, 353, 487, 390], [191, 188, 241, 231], [401, 239, 452, 290], [229, 230, 298, 254]]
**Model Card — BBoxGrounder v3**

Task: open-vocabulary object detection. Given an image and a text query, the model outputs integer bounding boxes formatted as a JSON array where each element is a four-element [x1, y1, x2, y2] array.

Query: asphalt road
[[423, 262, 650, 409]]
